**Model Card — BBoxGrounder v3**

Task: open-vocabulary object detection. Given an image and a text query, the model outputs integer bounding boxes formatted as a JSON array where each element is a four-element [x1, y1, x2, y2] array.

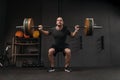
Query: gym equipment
[[32, 30, 40, 38], [15, 31, 24, 38]]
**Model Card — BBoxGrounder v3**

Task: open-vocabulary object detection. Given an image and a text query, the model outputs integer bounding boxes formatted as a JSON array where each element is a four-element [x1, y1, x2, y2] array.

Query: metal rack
[[11, 37, 42, 67]]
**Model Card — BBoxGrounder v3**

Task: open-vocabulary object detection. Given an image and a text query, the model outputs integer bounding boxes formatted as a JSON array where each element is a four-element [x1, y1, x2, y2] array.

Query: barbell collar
[[93, 26, 103, 29], [16, 26, 23, 28]]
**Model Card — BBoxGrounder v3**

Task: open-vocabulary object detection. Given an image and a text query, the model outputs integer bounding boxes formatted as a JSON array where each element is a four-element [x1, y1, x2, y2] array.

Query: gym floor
[[0, 67, 120, 80]]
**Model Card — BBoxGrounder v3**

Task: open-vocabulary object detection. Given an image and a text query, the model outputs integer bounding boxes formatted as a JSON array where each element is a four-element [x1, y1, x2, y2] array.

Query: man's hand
[[74, 25, 80, 32], [70, 25, 80, 37], [38, 25, 43, 30], [38, 25, 49, 35]]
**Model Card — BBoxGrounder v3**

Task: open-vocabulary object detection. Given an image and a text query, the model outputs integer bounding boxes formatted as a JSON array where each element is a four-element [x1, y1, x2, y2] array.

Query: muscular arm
[[40, 30, 49, 35], [70, 25, 80, 37], [70, 30, 78, 37]]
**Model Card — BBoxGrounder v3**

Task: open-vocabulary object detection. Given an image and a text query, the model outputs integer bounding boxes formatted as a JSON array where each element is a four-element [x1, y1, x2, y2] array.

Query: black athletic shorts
[[50, 43, 70, 56]]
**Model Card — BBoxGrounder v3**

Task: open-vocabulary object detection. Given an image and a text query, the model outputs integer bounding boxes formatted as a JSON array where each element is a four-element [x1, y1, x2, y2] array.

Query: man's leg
[[64, 48, 71, 67], [48, 48, 55, 67], [64, 48, 72, 72]]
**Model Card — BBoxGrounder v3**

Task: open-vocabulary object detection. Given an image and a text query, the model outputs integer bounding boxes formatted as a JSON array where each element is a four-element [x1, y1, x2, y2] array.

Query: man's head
[[56, 17, 64, 26]]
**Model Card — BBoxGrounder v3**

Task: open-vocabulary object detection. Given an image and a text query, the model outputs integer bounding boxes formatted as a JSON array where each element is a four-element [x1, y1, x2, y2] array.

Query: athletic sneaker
[[48, 67, 55, 72], [64, 67, 72, 72]]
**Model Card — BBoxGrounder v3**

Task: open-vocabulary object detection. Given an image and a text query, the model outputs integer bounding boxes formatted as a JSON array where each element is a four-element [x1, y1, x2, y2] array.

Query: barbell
[[16, 18, 102, 36]]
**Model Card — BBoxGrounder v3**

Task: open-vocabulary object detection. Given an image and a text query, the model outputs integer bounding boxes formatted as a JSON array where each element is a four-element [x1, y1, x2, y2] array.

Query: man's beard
[[57, 23, 63, 26]]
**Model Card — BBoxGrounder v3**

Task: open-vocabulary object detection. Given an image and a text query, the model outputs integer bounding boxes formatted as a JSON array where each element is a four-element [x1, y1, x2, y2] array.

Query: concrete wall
[[3, 0, 120, 67], [0, 0, 7, 41]]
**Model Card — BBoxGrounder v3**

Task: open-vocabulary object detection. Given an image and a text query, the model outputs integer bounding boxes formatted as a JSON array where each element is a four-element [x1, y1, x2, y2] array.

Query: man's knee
[[48, 48, 55, 56], [64, 48, 71, 56]]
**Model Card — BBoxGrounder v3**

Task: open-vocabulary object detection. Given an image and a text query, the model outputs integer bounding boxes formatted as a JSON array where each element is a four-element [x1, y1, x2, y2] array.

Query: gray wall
[[0, 0, 7, 41], [109, 5, 120, 66], [3, 0, 120, 67]]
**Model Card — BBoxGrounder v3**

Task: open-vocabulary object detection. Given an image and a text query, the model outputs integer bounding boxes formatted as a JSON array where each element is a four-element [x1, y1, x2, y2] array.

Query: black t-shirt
[[48, 26, 71, 46]]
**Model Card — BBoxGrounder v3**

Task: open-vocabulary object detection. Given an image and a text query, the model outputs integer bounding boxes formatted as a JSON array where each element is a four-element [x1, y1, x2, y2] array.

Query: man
[[38, 17, 80, 72]]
